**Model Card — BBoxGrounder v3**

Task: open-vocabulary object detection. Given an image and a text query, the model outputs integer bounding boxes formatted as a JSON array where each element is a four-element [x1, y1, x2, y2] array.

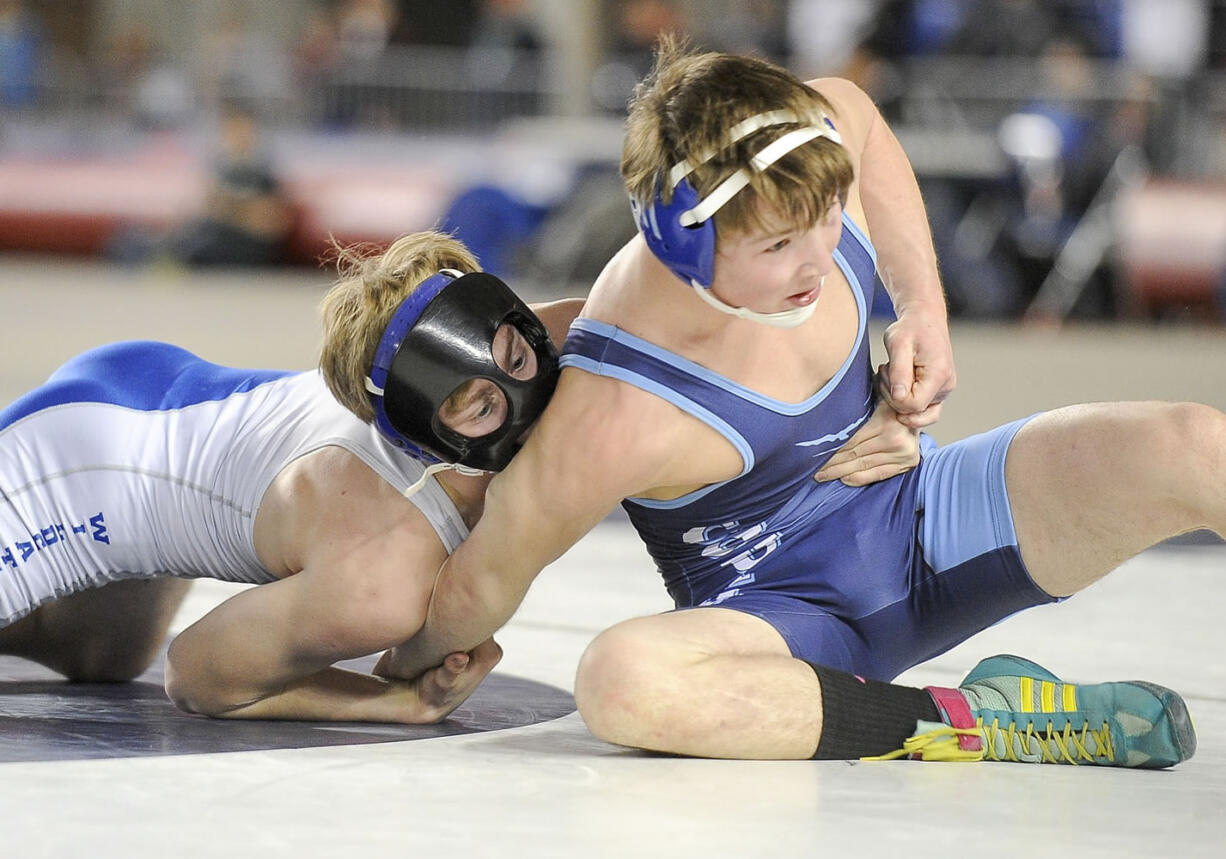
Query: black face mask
[[366, 270, 559, 472]]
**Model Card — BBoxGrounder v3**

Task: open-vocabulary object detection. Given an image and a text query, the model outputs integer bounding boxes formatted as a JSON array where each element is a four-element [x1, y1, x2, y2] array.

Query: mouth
[[787, 276, 824, 306]]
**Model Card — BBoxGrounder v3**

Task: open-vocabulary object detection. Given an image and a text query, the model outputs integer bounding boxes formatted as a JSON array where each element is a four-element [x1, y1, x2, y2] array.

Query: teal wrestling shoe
[[868, 654, 1196, 768]]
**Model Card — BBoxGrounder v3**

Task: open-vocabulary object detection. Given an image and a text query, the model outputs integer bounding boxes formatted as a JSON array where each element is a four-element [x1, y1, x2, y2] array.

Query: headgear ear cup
[[633, 176, 716, 288]]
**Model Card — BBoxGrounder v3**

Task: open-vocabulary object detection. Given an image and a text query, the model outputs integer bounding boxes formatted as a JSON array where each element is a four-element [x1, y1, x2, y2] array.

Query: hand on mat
[[815, 398, 920, 486], [377, 637, 503, 723], [879, 305, 955, 429]]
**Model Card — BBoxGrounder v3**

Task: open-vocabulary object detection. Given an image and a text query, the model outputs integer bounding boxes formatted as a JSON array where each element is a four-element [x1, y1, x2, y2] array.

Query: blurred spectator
[[591, 0, 689, 114], [195, 2, 294, 116], [786, 0, 885, 78], [943, 0, 1061, 57], [469, 0, 542, 57], [111, 99, 293, 268], [837, 0, 971, 119], [1210, 1, 1226, 68], [293, 3, 342, 91], [465, 0, 544, 89], [1119, 0, 1211, 80], [168, 99, 294, 266], [336, 0, 397, 64], [0, 0, 42, 109], [99, 21, 194, 130], [696, 0, 788, 62], [393, 0, 479, 45]]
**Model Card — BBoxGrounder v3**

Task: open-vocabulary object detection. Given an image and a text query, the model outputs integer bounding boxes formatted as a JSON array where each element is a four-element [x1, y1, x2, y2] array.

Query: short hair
[[319, 231, 480, 423], [622, 37, 855, 239]]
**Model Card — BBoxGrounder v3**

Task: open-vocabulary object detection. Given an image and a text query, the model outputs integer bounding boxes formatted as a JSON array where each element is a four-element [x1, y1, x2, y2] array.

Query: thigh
[[595, 605, 795, 666], [5, 577, 192, 681], [1006, 402, 1220, 597]]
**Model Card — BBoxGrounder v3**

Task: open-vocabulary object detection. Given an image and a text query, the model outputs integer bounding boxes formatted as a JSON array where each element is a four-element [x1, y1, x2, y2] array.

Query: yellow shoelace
[[863, 718, 1116, 764], [979, 717, 1115, 764]]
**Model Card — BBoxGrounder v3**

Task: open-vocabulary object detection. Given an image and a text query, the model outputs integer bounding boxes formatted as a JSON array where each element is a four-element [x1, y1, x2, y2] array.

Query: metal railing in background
[[307, 45, 563, 131]]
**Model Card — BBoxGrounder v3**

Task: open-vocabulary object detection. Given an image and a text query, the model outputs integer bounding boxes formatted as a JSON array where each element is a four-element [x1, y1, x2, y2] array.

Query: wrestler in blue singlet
[[562, 214, 1056, 681]]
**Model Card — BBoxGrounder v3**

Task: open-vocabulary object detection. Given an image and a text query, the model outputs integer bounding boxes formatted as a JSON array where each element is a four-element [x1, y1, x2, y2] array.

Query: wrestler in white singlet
[[0, 341, 467, 627]]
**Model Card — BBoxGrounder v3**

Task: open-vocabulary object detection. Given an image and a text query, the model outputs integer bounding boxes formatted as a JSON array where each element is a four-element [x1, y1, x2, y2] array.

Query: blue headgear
[[631, 110, 843, 291], [364, 269, 559, 473]]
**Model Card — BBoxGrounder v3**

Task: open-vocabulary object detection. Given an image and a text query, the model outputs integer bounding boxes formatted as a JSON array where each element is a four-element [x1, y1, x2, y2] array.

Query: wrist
[[891, 296, 948, 322]]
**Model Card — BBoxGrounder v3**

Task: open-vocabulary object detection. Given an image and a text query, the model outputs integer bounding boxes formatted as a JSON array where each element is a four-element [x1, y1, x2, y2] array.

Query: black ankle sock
[[807, 663, 941, 760]]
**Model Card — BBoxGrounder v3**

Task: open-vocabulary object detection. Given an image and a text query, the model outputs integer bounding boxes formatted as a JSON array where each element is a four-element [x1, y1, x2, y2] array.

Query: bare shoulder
[[508, 366, 698, 510], [257, 446, 450, 580]]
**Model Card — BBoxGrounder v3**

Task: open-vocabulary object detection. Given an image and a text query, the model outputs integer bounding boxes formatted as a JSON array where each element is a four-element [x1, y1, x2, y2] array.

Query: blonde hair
[[622, 37, 854, 239], [319, 231, 479, 423]]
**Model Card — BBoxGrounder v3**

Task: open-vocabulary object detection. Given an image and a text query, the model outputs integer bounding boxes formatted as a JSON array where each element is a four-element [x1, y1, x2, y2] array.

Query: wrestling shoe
[[869, 654, 1196, 768]]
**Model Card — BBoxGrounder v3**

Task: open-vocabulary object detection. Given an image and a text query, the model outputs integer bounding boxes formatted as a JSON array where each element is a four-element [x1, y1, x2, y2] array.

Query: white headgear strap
[[667, 109, 809, 188], [679, 126, 830, 227], [665, 109, 843, 329], [400, 461, 489, 501], [690, 275, 825, 328]]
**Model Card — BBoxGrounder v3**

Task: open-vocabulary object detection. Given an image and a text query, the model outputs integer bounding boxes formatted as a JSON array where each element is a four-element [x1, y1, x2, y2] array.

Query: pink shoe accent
[[926, 686, 982, 753]]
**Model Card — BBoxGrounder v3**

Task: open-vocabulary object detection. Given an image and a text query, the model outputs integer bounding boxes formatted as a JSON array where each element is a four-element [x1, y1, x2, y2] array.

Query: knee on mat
[[60, 638, 159, 683], [574, 624, 669, 747]]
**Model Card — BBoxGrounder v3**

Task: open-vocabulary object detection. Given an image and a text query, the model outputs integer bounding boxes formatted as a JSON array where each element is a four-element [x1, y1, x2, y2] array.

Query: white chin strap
[[401, 461, 489, 500], [691, 276, 822, 329]]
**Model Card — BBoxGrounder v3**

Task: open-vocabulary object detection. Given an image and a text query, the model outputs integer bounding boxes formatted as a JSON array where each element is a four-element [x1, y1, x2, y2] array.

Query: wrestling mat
[[0, 649, 574, 762]]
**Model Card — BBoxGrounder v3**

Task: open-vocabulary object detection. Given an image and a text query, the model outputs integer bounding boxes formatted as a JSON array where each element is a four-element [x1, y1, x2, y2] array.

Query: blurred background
[[1, 0, 1225, 325]]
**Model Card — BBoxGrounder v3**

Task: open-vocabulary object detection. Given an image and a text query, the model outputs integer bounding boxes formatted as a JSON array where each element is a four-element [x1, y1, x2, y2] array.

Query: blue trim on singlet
[[558, 211, 874, 511], [839, 213, 877, 268], [0, 341, 292, 431], [565, 245, 866, 417]]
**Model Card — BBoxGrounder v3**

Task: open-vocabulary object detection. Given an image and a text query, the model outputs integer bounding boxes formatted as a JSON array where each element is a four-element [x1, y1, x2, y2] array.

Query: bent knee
[[1145, 402, 1226, 484], [1170, 402, 1226, 453], [575, 623, 676, 748], [61, 642, 158, 683]]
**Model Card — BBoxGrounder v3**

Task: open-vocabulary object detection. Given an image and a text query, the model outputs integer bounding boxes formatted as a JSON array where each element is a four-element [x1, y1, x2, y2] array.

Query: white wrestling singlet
[[0, 342, 468, 626]]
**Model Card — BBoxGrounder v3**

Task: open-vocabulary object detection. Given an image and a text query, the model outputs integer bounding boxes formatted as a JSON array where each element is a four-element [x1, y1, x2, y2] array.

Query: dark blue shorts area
[[703, 416, 1058, 681]]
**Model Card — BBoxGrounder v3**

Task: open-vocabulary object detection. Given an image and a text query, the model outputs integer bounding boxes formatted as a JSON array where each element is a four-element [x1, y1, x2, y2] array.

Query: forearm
[[163, 591, 418, 723], [170, 663, 434, 724]]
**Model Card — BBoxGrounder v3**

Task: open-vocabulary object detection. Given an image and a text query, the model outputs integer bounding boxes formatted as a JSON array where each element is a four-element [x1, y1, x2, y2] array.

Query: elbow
[[164, 638, 253, 718]]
